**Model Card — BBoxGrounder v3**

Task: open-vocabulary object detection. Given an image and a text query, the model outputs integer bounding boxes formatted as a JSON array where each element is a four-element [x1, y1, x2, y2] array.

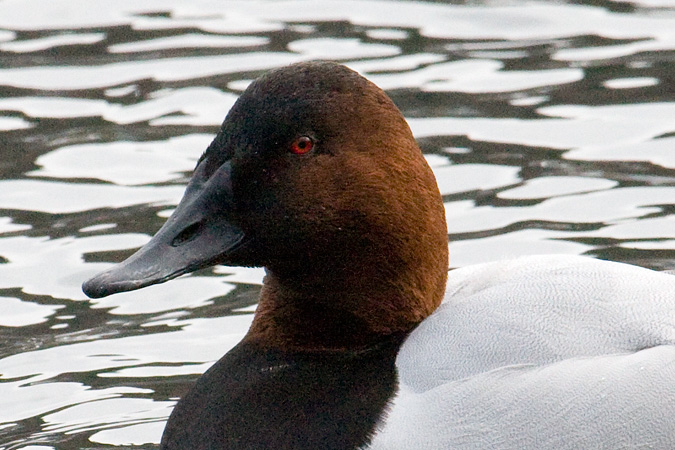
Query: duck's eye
[[290, 136, 314, 155]]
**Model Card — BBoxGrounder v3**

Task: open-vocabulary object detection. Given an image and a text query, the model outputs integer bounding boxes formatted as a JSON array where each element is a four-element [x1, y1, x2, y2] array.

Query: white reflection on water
[[0, 97, 115, 119], [42, 398, 172, 437], [409, 108, 674, 150], [587, 216, 675, 241], [14, 446, 53, 450], [567, 136, 675, 170], [446, 187, 675, 233], [603, 77, 660, 89], [31, 134, 210, 185], [0, 0, 673, 447], [90, 276, 236, 315], [433, 164, 520, 196], [554, 39, 675, 62], [0, 116, 31, 130], [89, 421, 166, 446], [288, 38, 401, 59], [366, 60, 584, 93], [0, 33, 105, 52], [0, 313, 252, 444], [0, 217, 31, 233], [0, 234, 148, 300], [0, 53, 307, 90], [108, 33, 269, 53], [0, 315, 251, 379], [6, 0, 671, 43], [0, 380, 153, 424], [0, 297, 63, 327], [0, 180, 184, 213], [498, 177, 618, 200], [0, 30, 15, 41], [449, 229, 592, 267], [0, 88, 237, 125]]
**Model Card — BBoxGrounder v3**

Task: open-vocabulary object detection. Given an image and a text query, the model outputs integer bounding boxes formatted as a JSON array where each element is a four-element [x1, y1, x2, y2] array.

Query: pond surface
[[0, 0, 674, 448]]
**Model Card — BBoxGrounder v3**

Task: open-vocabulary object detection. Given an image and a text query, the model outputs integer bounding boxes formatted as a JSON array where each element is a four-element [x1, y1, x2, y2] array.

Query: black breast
[[160, 336, 404, 450]]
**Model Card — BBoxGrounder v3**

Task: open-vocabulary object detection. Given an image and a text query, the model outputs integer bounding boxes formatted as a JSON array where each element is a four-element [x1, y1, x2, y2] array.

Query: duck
[[83, 61, 675, 450]]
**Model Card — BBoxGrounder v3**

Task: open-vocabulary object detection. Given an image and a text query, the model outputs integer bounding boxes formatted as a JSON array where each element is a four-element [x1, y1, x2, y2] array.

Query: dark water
[[0, 1, 674, 448]]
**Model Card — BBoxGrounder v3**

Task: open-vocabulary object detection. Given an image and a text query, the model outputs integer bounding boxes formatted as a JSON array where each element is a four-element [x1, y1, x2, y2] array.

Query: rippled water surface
[[0, 0, 674, 448]]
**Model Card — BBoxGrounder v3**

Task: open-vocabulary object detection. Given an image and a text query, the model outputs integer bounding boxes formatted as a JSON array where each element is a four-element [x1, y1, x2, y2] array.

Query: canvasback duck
[[83, 62, 675, 449]]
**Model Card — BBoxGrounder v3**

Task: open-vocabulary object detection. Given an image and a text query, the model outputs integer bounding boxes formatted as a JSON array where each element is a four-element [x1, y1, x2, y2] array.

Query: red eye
[[290, 136, 314, 155]]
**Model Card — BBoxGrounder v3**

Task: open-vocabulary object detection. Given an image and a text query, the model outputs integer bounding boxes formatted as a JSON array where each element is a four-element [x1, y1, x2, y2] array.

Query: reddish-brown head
[[83, 62, 448, 349]]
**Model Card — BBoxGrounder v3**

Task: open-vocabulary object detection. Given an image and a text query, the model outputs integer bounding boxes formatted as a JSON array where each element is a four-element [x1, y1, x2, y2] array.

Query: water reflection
[[0, 0, 673, 448]]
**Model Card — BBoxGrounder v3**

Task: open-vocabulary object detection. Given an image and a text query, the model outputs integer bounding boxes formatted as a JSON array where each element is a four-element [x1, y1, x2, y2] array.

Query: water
[[0, 0, 674, 448]]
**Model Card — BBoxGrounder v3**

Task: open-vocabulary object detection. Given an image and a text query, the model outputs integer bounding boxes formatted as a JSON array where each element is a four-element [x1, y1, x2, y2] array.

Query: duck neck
[[244, 255, 447, 352]]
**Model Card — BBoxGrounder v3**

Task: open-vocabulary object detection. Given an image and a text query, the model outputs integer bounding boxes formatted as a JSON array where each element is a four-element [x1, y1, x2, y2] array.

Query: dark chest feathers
[[160, 339, 404, 450]]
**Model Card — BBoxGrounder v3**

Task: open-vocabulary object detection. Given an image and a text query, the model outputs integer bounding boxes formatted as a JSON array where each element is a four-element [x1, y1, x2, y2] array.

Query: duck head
[[83, 62, 448, 348]]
